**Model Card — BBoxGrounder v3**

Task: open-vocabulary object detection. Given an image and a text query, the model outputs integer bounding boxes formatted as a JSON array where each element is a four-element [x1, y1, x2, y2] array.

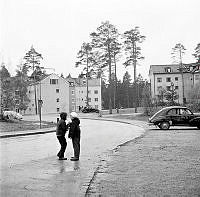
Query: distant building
[[26, 73, 70, 114], [26, 73, 102, 115], [66, 75, 102, 112], [149, 63, 200, 104], [0, 80, 2, 113]]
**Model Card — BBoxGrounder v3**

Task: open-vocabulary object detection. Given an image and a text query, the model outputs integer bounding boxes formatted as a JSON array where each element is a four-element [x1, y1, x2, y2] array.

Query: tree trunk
[[108, 43, 112, 114]]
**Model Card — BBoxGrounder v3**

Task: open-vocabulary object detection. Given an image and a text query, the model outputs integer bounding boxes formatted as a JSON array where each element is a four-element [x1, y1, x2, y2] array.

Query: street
[[0, 118, 144, 196]]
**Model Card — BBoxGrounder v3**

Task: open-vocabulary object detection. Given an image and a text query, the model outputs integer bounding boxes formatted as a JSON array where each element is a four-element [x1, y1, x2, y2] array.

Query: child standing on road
[[68, 112, 81, 161], [56, 112, 68, 160]]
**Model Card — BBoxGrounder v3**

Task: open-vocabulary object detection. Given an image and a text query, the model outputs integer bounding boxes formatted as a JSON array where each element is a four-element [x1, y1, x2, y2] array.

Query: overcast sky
[[1, 0, 199, 80]]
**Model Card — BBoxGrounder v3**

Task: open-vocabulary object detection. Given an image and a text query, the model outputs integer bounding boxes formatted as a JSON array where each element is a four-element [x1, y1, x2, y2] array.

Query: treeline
[[0, 46, 46, 114], [101, 71, 151, 110]]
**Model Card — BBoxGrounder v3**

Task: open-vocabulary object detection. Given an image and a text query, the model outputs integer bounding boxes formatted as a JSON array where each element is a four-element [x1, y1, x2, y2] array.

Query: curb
[[0, 128, 56, 139]]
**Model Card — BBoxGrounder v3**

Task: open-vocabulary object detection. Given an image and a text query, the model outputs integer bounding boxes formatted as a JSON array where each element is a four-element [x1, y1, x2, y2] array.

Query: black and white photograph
[[0, 0, 200, 196]]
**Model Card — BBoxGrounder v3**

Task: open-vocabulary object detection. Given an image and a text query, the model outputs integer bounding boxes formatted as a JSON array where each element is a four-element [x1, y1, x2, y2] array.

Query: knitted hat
[[70, 112, 78, 118]]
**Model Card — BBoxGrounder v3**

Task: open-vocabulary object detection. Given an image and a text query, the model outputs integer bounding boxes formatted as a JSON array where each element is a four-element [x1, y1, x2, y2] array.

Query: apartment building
[[26, 73, 70, 114], [66, 75, 102, 112], [149, 63, 200, 104], [26, 73, 102, 115]]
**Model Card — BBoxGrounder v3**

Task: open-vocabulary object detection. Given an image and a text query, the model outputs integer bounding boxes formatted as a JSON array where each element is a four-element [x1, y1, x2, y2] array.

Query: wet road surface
[[0, 119, 144, 196]]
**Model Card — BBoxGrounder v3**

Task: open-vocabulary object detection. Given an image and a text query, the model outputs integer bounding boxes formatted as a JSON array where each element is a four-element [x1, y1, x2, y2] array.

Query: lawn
[[0, 120, 56, 133]]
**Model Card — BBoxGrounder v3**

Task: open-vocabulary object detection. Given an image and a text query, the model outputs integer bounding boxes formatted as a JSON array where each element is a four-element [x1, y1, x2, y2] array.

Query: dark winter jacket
[[68, 118, 81, 138], [56, 119, 68, 136]]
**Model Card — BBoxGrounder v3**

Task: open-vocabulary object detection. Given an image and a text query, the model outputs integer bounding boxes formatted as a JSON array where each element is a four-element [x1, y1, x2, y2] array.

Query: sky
[[1, 0, 200, 81]]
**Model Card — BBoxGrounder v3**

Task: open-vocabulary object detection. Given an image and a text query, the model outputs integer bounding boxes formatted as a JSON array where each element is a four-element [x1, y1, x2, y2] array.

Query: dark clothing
[[72, 137, 80, 158], [56, 118, 68, 158], [57, 136, 67, 158], [56, 119, 68, 136], [68, 118, 81, 138], [68, 117, 81, 158]]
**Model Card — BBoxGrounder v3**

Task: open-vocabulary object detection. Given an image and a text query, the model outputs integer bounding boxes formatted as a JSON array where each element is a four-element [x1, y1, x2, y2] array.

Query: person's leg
[[57, 136, 67, 158], [57, 136, 62, 158], [71, 137, 80, 160]]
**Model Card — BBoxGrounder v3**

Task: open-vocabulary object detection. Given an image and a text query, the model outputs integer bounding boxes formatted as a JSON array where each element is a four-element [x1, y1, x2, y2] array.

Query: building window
[[95, 105, 98, 109], [72, 105, 75, 111], [56, 98, 59, 102], [166, 77, 171, 82], [157, 78, 162, 82], [50, 79, 58, 84], [82, 98, 83, 101], [175, 77, 178, 81], [15, 99, 20, 104], [72, 90, 75, 95], [56, 89, 59, 93], [195, 75, 199, 80], [94, 90, 98, 94], [57, 108, 60, 112], [157, 86, 162, 91], [88, 90, 91, 94], [95, 98, 98, 102], [175, 86, 179, 90], [69, 82, 74, 86], [165, 67, 171, 73], [88, 98, 91, 102], [72, 98, 75, 103], [83, 80, 86, 85], [32, 104, 34, 107], [166, 86, 171, 91], [81, 91, 83, 93]]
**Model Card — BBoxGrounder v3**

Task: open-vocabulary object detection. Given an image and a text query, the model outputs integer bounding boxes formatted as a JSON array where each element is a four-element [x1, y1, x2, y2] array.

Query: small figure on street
[[68, 112, 81, 161], [56, 112, 68, 160]]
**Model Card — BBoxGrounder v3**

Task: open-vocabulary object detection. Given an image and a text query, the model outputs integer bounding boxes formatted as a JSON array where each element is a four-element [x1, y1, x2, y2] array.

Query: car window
[[179, 109, 192, 115], [167, 109, 177, 115]]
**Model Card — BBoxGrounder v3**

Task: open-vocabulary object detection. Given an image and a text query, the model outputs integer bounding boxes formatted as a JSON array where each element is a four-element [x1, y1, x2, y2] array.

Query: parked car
[[149, 106, 200, 130], [81, 107, 99, 113], [3, 111, 23, 121]]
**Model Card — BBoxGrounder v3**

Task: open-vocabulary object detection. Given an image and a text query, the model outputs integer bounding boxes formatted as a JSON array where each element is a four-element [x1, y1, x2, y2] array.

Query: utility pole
[[86, 49, 89, 107], [38, 67, 55, 129], [179, 48, 185, 105], [171, 82, 175, 105]]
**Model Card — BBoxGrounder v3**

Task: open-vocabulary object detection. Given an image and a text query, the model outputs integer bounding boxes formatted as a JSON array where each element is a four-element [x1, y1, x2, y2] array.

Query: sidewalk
[[86, 124, 200, 196]]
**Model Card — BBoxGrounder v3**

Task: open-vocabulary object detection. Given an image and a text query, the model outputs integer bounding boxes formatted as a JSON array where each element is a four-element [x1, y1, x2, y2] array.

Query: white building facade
[[66, 76, 102, 112], [26, 74, 102, 114], [149, 63, 200, 104], [26, 73, 70, 115]]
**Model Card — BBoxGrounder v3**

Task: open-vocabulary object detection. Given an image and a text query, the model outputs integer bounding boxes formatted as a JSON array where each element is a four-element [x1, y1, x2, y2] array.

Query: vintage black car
[[149, 106, 200, 130], [81, 106, 99, 113]]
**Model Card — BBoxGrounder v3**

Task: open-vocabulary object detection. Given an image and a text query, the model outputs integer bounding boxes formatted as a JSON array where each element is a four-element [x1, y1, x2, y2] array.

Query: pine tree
[[90, 21, 120, 114], [23, 46, 43, 114], [193, 43, 200, 63], [123, 27, 145, 82], [171, 43, 186, 104], [0, 63, 14, 111]]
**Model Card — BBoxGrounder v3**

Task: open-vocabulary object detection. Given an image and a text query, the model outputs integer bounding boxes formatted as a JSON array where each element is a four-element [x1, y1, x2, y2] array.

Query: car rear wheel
[[159, 122, 170, 130]]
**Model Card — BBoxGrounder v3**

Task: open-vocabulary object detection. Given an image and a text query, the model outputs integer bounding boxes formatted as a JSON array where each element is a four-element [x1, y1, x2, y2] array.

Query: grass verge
[[0, 120, 56, 133]]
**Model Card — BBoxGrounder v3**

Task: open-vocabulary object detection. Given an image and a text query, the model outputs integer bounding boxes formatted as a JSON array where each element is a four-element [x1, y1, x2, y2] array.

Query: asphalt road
[[0, 118, 144, 196]]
